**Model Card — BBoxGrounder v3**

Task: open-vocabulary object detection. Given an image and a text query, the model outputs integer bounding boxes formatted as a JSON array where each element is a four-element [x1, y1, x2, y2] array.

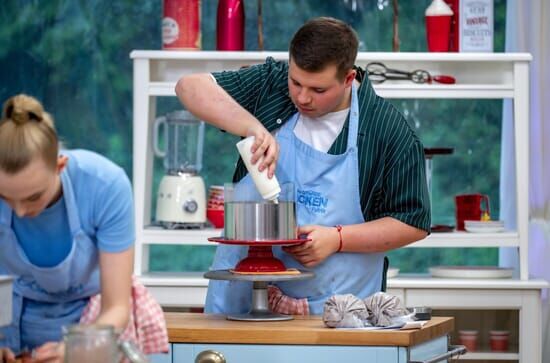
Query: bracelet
[[335, 225, 343, 253]]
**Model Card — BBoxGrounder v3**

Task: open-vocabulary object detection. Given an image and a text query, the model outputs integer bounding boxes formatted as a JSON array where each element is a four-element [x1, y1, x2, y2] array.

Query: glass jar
[[63, 324, 148, 363]]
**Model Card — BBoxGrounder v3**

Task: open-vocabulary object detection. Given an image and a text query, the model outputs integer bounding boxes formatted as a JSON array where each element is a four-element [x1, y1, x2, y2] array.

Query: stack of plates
[[430, 266, 514, 279], [464, 220, 505, 233]]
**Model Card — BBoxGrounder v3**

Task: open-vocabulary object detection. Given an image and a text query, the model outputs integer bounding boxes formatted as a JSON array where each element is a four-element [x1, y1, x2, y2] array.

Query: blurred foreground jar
[[216, 0, 245, 50], [63, 324, 148, 363]]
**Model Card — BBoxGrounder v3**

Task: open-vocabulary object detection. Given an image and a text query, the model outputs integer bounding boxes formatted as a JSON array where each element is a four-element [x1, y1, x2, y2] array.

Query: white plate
[[430, 266, 514, 279], [465, 225, 505, 233], [387, 268, 399, 278]]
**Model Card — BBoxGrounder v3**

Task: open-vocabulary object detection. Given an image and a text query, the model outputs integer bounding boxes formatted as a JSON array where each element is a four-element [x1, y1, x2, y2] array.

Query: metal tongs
[[366, 62, 456, 84]]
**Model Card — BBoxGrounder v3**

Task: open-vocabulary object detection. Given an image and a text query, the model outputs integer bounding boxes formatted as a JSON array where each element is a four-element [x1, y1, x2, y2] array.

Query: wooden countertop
[[165, 313, 453, 347]]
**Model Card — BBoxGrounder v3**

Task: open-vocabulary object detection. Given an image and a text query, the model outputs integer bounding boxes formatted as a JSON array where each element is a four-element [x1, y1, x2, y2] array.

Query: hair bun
[[3, 94, 44, 125]]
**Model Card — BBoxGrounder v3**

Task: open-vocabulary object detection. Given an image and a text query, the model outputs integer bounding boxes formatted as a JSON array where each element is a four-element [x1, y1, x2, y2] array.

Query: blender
[[153, 110, 206, 229]]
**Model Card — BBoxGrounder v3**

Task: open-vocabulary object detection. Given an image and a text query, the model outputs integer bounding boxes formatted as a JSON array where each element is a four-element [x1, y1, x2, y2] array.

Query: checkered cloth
[[268, 285, 309, 315], [80, 276, 169, 354]]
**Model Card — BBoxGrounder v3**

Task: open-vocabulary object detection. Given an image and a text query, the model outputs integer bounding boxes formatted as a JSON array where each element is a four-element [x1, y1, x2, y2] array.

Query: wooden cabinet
[[150, 313, 455, 363]]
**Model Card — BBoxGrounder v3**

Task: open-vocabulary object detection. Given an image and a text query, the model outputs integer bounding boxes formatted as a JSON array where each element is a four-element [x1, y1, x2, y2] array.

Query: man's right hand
[[0, 347, 15, 363], [247, 125, 279, 178]]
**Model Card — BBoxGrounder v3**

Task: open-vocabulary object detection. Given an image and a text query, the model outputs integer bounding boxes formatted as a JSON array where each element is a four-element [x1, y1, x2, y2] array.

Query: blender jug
[[153, 110, 207, 228], [153, 110, 204, 175]]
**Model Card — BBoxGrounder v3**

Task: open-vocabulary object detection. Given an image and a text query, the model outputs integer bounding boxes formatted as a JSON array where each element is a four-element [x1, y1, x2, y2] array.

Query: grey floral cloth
[[323, 292, 410, 328]]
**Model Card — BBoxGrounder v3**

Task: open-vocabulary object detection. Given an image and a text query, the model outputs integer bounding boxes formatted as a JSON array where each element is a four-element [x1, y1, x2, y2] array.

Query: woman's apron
[[205, 83, 384, 314], [0, 169, 100, 351]]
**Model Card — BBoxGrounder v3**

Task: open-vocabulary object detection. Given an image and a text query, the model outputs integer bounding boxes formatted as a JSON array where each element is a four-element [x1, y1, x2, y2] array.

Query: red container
[[162, 0, 201, 50], [426, 15, 452, 51], [458, 330, 478, 352], [216, 0, 245, 50], [455, 194, 490, 231], [489, 330, 510, 352], [207, 209, 224, 228]]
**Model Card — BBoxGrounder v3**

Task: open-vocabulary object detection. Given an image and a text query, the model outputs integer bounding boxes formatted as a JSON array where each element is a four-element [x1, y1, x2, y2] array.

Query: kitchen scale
[[205, 183, 314, 322]]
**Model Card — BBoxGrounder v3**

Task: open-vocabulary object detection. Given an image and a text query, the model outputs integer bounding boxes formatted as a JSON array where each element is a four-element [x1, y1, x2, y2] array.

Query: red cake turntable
[[205, 183, 314, 321]]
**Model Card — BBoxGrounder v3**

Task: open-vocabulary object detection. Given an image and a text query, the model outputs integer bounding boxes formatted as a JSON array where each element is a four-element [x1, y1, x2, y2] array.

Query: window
[[1, 0, 506, 273]]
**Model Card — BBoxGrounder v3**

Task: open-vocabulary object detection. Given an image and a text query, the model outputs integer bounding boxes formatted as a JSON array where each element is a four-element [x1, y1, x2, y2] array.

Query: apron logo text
[[297, 189, 328, 215]]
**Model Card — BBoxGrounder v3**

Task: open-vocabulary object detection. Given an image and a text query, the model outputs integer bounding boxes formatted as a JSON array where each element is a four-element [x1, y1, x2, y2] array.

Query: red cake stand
[[208, 237, 308, 273], [206, 237, 314, 321]]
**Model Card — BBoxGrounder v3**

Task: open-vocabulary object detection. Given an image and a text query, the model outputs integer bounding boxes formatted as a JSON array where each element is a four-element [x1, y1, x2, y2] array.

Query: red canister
[[162, 0, 201, 50], [216, 0, 245, 50], [489, 330, 510, 352]]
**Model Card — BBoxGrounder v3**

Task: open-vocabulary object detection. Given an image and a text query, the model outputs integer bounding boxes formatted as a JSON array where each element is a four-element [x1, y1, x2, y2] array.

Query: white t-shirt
[[293, 108, 350, 152]]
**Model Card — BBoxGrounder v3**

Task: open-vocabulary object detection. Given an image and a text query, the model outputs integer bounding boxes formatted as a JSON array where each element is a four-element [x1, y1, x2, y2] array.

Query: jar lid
[[459, 329, 479, 335], [490, 330, 510, 336]]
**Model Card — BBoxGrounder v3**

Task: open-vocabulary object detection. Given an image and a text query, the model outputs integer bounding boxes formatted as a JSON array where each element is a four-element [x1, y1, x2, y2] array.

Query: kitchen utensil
[[63, 324, 148, 363], [153, 110, 206, 228], [366, 62, 456, 84], [455, 193, 490, 231]]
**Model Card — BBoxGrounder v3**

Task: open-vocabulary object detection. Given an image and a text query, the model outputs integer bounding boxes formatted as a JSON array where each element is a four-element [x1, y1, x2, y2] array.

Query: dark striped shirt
[[213, 57, 430, 231]]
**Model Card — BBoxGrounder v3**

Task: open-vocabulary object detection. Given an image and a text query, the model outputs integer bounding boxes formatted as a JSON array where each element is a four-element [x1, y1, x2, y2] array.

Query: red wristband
[[335, 225, 343, 253]]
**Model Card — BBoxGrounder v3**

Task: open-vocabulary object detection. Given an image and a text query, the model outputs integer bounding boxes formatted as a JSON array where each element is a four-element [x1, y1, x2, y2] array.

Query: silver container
[[224, 201, 296, 241], [0, 275, 13, 327]]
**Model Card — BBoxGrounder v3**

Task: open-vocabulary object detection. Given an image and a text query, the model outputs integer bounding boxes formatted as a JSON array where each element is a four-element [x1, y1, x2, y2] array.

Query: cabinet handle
[[409, 344, 466, 363], [195, 350, 226, 363]]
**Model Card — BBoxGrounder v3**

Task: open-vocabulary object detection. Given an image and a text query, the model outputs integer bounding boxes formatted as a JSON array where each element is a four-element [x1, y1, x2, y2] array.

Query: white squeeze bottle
[[236, 135, 281, 202]]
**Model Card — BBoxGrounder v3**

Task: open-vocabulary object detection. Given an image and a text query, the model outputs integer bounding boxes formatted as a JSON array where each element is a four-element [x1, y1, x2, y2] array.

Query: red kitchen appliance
[[455, 193, 490, 231]]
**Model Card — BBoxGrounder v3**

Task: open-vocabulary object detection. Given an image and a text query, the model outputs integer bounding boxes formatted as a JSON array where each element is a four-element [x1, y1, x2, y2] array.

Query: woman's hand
[[0, 347, 15, 363], [282, 225, 340, 267], [247, 125, 279, 178], [31, 342, 63, 363]]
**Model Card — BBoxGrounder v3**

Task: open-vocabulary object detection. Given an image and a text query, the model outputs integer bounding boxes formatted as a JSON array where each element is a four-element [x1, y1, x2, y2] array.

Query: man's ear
[[344, 69, 356, 87], [56, 155, 69, 174]]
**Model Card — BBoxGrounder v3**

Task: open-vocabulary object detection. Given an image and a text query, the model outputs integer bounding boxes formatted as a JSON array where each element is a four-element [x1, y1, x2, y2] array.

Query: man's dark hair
[[289, 17, 359, 80]]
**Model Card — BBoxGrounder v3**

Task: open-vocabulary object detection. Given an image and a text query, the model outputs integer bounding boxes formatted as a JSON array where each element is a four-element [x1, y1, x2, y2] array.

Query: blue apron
[[205, 83, 383, 315], [0, 168, 100, 351]]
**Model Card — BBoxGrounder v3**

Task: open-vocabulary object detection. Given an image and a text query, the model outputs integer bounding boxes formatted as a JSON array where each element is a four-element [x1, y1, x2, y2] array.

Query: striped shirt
[[213, 57, 430, 231]]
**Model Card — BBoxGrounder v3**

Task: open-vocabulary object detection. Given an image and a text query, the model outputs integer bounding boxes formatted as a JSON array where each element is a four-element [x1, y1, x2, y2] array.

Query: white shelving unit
[[131, 51, 547, 362]]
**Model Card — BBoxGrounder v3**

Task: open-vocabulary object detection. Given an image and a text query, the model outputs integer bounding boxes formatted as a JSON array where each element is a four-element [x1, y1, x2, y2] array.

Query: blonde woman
[[0, 95, 165, 363]]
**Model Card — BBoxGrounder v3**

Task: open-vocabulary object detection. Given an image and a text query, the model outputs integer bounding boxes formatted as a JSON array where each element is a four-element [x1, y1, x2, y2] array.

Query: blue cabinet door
[[174, 344, 399, 363], [149, 344, 172, 363]]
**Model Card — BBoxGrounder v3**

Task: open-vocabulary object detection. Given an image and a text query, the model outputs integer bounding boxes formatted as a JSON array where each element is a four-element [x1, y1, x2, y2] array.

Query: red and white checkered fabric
[[80, 276, 169, 354], [268, 285, 309, 315]]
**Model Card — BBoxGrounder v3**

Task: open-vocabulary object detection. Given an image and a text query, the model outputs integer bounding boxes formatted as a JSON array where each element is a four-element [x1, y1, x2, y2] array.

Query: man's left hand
[[282, 225, 340, 267]]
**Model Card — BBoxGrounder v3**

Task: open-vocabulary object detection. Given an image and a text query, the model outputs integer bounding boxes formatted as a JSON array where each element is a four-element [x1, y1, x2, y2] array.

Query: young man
[[176, 17, 430, 315]]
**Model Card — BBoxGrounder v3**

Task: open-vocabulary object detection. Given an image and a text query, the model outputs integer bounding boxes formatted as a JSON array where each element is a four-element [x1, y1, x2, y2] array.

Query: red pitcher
[[455, 194, 490, 231]]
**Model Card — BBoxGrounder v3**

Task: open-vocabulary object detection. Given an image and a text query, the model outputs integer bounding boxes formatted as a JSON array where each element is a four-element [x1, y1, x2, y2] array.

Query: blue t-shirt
[[11, 149, 135, 266]]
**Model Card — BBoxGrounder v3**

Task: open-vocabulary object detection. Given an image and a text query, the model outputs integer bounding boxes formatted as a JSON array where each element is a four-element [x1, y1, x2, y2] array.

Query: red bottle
[[217, 0, 245, 50]]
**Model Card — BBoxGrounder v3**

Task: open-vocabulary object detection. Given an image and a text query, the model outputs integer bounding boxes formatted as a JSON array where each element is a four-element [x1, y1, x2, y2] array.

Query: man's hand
[[282, 225, 340, 267], [247, 125, 279, 178], [0, 347, 15, 363]]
